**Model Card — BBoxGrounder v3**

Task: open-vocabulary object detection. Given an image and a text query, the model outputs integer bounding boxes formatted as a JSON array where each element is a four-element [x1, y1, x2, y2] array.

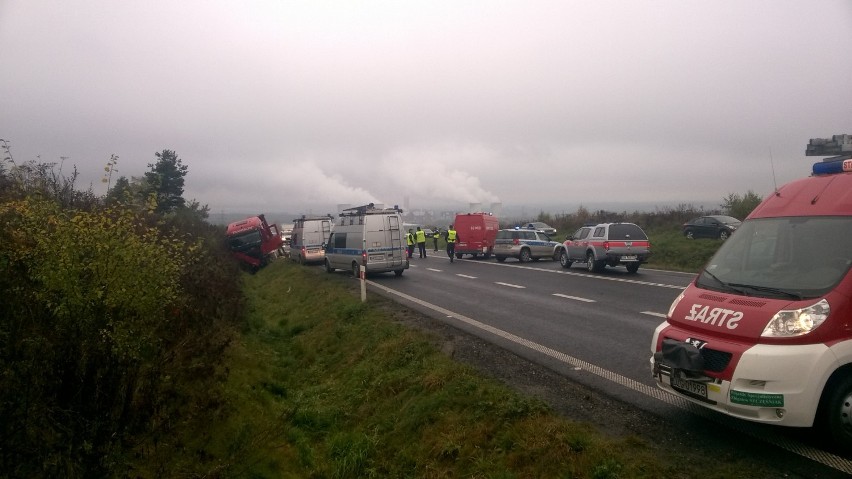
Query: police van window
[[334, 233, 347, 248]]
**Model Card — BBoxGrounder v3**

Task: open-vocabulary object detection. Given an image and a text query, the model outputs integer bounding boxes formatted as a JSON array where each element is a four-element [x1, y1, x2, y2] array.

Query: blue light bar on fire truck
[[812, 156, 852, 176]]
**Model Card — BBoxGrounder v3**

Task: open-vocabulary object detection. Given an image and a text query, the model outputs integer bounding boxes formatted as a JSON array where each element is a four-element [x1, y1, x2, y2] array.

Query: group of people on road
[[406, 225, 458, 263], [406, 227, 429, 258]]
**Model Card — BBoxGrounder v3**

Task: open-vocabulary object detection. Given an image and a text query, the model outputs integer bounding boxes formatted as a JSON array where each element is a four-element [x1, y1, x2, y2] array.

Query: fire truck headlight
[[761, 299, 829, 337]]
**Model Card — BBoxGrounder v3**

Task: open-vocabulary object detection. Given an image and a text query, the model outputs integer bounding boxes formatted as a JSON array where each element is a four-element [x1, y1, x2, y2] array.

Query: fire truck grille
[[701, 348, 732, 372]]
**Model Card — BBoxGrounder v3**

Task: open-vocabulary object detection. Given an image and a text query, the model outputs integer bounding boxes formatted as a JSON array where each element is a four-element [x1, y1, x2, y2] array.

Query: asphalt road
[[358, 253, 852, 477]]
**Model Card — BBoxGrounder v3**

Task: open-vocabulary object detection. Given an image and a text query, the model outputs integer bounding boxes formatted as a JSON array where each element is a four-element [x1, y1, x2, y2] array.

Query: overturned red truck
[[225, 214, 284, 271]]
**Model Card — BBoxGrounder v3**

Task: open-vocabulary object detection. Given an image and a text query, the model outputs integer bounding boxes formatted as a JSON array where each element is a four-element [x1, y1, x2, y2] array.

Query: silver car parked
[[494, 228, 562, 262]]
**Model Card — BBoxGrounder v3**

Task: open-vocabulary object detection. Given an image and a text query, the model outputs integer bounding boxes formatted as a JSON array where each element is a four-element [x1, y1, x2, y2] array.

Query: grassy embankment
[[157, 241, 772, 478], [640, 228, 721, 272]]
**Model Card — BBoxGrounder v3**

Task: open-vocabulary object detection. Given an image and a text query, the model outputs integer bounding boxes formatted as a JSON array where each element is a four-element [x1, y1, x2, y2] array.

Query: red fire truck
[[651, 135, 852, 450], [225, 214, 284, 272], [453, 212, 499, 259]]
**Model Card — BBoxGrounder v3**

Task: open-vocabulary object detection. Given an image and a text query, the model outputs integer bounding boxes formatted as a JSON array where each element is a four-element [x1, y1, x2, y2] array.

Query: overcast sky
[[1, 1, 850, 216]]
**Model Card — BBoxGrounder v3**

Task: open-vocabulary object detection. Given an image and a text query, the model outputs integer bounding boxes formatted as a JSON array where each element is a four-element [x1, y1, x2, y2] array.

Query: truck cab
[[225, 214, 284, 272]]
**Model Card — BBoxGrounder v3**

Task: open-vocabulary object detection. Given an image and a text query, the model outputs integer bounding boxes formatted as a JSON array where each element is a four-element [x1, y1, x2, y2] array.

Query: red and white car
[[559, 222, 652, 274]]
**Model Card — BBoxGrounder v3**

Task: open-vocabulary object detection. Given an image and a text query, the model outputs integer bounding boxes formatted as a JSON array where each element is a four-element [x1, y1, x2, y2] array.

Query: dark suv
[[560, 222, 651, 273]]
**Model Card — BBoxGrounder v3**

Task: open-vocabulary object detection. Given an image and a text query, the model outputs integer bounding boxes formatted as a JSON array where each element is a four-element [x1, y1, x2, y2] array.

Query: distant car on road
[[682, 215, 741, 240], [524, 222, 557, 235]]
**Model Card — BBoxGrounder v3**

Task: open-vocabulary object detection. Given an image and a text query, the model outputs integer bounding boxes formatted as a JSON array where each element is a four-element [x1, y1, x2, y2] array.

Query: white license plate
[[671, 373, 707, 398], [369, 254, 385, 261], [621, 255, 638, 261]]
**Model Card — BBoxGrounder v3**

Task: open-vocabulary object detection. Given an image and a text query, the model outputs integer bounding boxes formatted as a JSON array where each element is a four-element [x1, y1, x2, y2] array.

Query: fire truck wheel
[[818, 373, 852, 451], [325, 259, 334, 273], [455, 252, 463, 259]]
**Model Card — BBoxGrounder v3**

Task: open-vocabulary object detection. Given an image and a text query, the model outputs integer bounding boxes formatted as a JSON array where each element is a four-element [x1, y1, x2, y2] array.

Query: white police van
[[289, 215, 334, 264], [324, 203, 408, 277], [651, 135, 852, 450]]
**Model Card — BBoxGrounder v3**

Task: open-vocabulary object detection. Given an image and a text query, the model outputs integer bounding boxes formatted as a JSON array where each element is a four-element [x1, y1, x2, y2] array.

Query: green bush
[[0, 196, 244, 477]]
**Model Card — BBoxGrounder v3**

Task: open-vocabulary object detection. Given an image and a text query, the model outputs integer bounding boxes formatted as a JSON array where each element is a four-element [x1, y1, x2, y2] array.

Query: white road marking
[[495, 282, 525, 289], [426, 268, 443, 272], [641, 311, 667, 318], [553, 293, 595, 303], [472, 260, 687, 289], [456, 274, 477, 279]]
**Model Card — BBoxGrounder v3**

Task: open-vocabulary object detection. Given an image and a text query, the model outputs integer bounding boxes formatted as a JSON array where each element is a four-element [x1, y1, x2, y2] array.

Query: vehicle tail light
[[362, 250, 368, 264], [513, 239, 520, 245], [603, 241, 610, 251]]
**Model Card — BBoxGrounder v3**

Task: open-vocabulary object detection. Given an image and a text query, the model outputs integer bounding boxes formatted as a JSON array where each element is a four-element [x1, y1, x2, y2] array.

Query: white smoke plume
[[383, 144, 500, 205]]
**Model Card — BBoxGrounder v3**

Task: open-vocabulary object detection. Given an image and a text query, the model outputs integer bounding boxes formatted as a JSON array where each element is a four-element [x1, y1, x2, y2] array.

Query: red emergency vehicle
[[226, 214, 284, 272], [453, 212, 499, 259], [651, 135, 852, 450]]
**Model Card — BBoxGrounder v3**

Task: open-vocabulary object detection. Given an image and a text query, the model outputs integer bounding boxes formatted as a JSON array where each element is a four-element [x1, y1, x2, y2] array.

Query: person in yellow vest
[[432, 229, 441, 252], [445, 225, 458, 263], [406, 229, 414, 258], [415, 226, 427, 258]]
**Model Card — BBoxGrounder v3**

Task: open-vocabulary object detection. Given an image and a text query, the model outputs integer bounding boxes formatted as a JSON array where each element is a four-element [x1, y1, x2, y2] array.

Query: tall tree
[[145, 149, 188, 213]]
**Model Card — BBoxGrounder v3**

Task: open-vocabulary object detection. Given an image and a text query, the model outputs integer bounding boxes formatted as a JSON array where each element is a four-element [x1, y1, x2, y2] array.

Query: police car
[[493, 228, 561, 263]]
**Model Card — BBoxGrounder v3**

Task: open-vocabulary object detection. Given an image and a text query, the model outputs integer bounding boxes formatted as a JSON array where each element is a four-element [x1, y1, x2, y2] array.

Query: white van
[[324, 203, 409, 277], [289, 215, 333, 264]]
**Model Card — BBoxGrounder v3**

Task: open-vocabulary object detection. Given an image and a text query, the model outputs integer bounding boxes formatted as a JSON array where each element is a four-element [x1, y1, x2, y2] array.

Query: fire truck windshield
[[697, 216, 852, 299]]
